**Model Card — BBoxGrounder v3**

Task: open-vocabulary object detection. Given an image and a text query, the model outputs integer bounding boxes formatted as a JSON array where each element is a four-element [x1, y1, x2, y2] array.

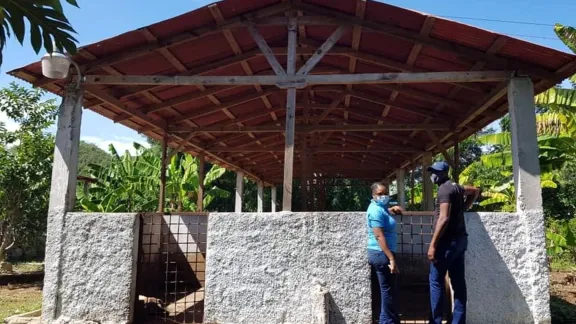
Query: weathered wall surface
[[204, 212, 372, 324], [465, 212, 536, 323], [204, 212, 548, 324], [42, 213, 140, 324]]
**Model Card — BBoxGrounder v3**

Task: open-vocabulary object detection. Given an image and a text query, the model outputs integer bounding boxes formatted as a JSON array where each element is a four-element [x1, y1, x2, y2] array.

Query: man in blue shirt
[[367, 181, 403, 324]]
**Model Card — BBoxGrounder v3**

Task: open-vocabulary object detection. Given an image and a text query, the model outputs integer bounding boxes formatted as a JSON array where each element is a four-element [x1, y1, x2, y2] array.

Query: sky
[[0, 0, 575, 154]]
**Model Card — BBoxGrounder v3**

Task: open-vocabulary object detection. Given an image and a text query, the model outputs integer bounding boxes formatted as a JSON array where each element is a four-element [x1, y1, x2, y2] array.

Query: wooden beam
[[32, 2, 292, 87], [293, 3, 557, 80], [209, 147, 419, 153], [83, 71, 511, 87], [283, 15, 298, 212], [197, 154, 205, 212], [85, 86, 167, 130], [426, 130, 454, 168], [168, 123, 449, 133], [247, 23, 286, 76], [453, 136, 460, 183], [169, 89, 279, 124], [313, 95, 345, 125], [158, 135, 168, 213], [297, 26, 346, 76]]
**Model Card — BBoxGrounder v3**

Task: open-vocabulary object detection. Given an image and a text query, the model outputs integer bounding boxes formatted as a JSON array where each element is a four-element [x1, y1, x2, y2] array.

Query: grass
[[0, 283, 42, 322], [12, 262, 44, 273]]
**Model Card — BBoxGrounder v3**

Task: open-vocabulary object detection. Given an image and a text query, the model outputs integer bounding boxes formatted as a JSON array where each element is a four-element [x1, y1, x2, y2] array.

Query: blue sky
[[0, 0, 574, 154]]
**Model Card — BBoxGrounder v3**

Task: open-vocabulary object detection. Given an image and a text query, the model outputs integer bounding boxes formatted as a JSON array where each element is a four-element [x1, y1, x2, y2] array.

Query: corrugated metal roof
[[8, 0, 576, 183]]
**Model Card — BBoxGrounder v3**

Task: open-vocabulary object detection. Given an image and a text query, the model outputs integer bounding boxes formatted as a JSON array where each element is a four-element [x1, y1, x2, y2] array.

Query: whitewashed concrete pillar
[[508, 77, 550, 323], [43, 83, 83, 322], [271, 186, 277, 213], [235, 171, 244, 213], [422, 152, 434, 211], [257, 181, 264, 213], [396, 169, 406, 209]]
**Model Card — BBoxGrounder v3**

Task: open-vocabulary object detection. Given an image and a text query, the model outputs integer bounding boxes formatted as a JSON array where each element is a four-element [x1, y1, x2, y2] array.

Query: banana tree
[[77, 142, 229, 213]]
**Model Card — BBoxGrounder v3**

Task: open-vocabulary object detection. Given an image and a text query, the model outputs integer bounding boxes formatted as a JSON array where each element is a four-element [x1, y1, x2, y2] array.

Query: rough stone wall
[[42, 213, 140, 324], [205, 212, 548, 324], [466, 212, 535, 323], [204, 212, 372, 324]]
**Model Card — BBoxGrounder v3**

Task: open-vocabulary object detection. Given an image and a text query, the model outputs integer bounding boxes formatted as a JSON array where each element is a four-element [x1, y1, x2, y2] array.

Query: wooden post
[[453, 137, 460, 183], [271, 186, 277, 213], [235, 171, 244, 213], [158, 135, 168, 213], [301, 91, 310, 211], [197, 154, 205, 212], [396, 169, 406, 209], [282, 15, 298, 211], [257, 181, 264, 213], [44, 83, 83, 321], [422, 152, 434, 211], [410, 167, 415, 206]]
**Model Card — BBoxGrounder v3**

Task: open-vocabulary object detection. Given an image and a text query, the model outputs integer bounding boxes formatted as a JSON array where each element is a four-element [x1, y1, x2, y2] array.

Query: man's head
[[427, 161, 450, 185], [371, 181, 390, 206]]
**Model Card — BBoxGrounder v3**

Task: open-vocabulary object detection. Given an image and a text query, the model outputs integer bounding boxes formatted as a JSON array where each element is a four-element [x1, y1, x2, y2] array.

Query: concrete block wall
[[42, 213, 140, 324], [204, 211, 547, 324]]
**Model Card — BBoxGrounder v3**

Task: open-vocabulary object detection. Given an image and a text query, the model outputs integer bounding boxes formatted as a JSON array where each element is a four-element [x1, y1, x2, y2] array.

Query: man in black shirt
[[426, 161, 480, 324]]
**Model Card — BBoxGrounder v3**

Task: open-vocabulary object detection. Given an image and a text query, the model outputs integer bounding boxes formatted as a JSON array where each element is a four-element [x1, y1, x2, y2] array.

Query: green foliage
[[77, 143, 229, 213], [0, 0, 79, 66], [546, 219, 576, 263], [77, 141, 110, 176], [0, 83, 58, 262]]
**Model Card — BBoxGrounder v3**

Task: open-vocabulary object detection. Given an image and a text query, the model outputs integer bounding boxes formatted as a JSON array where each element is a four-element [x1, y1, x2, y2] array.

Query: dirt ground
[[0, 274, 574, 323], [550, 271, 576, 323], [0, 282, 42, 322]]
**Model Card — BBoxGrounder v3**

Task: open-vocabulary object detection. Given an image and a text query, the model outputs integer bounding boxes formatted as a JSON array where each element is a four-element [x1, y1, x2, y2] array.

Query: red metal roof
[[8, 0, 576, 183]]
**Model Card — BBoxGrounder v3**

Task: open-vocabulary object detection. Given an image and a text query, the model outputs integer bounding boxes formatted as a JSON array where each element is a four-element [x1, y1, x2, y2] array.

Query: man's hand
[[427, 246, 437, 263], [388, 206, 403, 215], [388, 260, 400, 274]]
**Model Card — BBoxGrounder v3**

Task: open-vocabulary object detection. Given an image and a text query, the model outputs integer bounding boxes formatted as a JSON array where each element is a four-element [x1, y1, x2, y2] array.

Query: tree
[[0, 83, 58, 262], [77, 141, 110, 176], [0, 0, 79, 66], [78, 143, 229, 213]]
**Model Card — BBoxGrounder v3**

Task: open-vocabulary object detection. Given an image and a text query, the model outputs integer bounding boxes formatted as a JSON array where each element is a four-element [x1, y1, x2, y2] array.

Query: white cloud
[[81, 136, 150, 156]]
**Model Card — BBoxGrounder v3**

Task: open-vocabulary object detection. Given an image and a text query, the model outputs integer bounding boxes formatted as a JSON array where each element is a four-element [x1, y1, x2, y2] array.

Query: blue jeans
[[429, 236, 468, 324], [368, 249, 400, 324]]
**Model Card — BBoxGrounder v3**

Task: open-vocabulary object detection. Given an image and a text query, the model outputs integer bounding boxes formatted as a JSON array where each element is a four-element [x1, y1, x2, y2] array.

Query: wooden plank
[[426, 130, 454, 168], [32, 2, 292, 87], [297, 26, 346, 76], [293, 3, 557, 80], [247, 23, 286, 75], [83, 71, 511, 86], [197, 154, 205, 212], [167, 123, 449, 133], [314, 95, 345, 125], [209, 147, 419, 153], [283, 15, 298, 212], [85, 86, 167, 130], [158, 135, 168, 213]]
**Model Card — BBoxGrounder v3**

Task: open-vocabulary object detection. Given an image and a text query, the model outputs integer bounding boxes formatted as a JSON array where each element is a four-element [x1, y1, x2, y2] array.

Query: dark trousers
[[368, 249, 400, 324], [429, 236, 468, 324]]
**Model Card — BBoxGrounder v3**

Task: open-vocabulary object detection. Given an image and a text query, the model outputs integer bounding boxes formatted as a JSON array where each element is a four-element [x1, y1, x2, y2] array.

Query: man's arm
[[428, 202, 450, 262], [463, 185, 480, 210]]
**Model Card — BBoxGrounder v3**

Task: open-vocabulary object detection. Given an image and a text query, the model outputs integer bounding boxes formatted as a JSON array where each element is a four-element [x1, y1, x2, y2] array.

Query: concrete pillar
[[257, 181, 264, 213], [271, 186, 277, 213], [396, 169, 406, 209], [422, 152, 434, 211], [44, 83, 84, 322], [508, 77, 550, 323], [235, 171, 244, 213]]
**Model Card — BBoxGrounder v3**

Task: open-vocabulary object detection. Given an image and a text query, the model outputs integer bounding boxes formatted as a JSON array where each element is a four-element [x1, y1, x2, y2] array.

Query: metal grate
[[394, 212, 450, 324], [136, 213, 208, 324]]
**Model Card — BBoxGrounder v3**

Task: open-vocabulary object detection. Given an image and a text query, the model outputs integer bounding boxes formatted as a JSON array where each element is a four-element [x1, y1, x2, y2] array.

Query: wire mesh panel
[[393, 212, 449, 324], [136, 213, 208, 324]]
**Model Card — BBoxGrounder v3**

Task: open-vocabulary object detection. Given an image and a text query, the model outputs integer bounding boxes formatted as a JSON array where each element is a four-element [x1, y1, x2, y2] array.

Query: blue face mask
[[374, 195, 390, 207]]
